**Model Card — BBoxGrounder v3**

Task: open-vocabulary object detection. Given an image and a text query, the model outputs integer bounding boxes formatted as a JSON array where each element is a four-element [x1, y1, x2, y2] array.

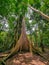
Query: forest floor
[[0, 48, 49, 65]]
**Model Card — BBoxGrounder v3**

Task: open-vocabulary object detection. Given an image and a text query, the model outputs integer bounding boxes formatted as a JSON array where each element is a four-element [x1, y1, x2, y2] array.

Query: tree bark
[[1, 17, 33, 63]]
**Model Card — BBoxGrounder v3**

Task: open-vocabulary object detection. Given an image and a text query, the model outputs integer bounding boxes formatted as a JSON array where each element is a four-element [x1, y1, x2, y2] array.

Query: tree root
[[1, 46, 49, 65], [32, 47, 49, 62], [0, 60, 6, 65]]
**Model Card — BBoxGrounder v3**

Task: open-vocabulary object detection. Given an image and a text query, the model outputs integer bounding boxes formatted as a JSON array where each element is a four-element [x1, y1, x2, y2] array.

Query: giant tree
[[0, 0, 49, 65]]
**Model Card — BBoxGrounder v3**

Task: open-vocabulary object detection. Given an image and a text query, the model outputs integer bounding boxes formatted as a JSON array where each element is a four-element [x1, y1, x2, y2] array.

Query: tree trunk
[[2, 17, 33, 62]]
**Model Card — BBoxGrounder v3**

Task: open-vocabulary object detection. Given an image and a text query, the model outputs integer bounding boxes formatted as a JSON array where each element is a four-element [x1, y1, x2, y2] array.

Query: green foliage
[[0, 0, 49, 52], [0, 0, 15, 16], [0, 31, 14, 52]]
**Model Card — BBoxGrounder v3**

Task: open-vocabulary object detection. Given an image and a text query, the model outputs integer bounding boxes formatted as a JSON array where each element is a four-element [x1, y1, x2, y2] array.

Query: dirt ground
[[0, 48, 49, 65], [6, 52, 49, 65]]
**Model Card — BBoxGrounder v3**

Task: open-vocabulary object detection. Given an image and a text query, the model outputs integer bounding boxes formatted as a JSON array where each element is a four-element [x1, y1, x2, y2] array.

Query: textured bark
[[1, 17, 33, 63]]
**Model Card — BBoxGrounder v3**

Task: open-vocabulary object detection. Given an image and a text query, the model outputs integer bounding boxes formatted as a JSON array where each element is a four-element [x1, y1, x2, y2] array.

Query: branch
[[22, 2, 49, 21], [28, 5, 49, 21]]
